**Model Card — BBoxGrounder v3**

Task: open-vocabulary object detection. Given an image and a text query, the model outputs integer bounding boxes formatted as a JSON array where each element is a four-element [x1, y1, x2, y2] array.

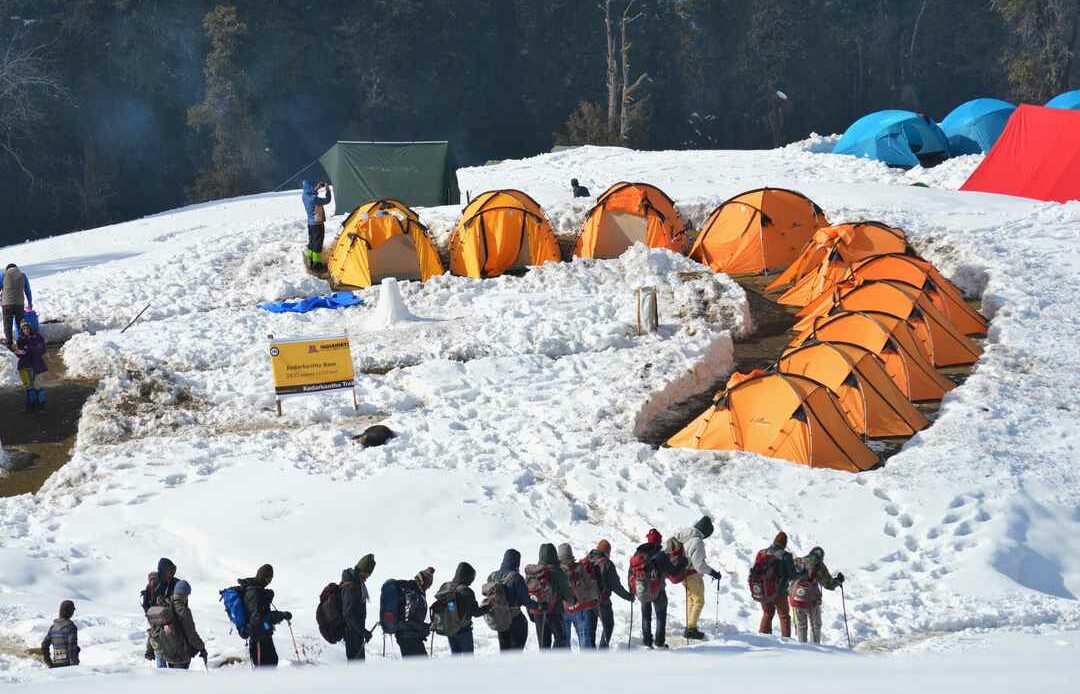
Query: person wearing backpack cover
[[381, 567, 435, 657], [752, 531, 797, 638], [432, 562, 490, 655], [629, 529, 687, 649], [483, 549, 540, 651], [788, 546, 844, 644], [526, 543, 573, 649], [41, 600, 79, 668], [143, 558, 207, 668], [671, 516, 724, 640], [557, 543, 601, 649], [240, 564, 292, 667], [591, 539, 633, 649], [341, 554, 376, 661]]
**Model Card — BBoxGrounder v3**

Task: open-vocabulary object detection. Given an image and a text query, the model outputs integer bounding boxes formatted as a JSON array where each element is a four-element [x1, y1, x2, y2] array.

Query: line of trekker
[[39, 516, 846, 669]]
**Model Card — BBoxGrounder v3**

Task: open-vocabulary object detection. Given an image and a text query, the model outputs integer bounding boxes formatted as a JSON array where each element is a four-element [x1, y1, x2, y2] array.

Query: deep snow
[[2, 142, 1080, 690]]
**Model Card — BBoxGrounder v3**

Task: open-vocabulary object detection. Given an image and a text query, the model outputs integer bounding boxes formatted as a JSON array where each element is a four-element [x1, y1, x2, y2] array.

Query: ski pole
[[840, 584, 853, 649], [286, 619, 302, 663], [714, 575, 721, 635], [627, 598, 634, 649]]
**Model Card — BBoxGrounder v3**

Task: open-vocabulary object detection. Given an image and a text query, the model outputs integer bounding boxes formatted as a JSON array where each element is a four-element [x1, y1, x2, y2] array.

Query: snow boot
[[654, 643, 669, 649], [683, 627, 706, 641]]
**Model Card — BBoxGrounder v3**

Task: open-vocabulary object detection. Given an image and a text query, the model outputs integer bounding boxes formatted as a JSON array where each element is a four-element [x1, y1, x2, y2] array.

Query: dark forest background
[[1, 0, 1077, 244]]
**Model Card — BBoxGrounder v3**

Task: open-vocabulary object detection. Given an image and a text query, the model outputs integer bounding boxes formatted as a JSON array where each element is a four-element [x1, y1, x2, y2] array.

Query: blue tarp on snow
[[257, 292, 364, 314], [834, 109, 951, 168], [1046, 90, 1080, 110], [940, 98, 1016, 155]]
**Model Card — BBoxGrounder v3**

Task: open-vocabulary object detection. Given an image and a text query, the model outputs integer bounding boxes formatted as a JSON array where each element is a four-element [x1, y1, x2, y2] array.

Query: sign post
[[268, 334, 357, 415]]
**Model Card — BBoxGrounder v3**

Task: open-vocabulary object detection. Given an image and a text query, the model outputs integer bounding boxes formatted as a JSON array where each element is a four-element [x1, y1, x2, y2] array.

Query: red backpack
[[564, 559, 601, 612], [524, 564, 558, 614], [628, 551, 662, 603], [747, 548, 783, 604], [664, 538, 692, 584], [788, 556, 822, 609]]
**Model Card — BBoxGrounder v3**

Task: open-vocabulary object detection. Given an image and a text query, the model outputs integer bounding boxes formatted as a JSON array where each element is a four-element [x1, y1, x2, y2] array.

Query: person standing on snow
[[788, 546, 844, 644], [301, 180, 332, 269], [240, 564, 292, 667], [570, 178, 591, 198], [13, 318, 46, 412], [483, 549, 539, 651], [629, 528, 687, 649], [1, 263, 32, 350], [527, 543, 573, 649], [382, 567, 435, 658], [341, 554, 376, 661], [433, 562, 489, 655], [41, 600, 79, 668], [558, 542, 600, 649], [755, 531, 797, 638], [590, 539, 633, 648], [144, 558, 207, 669], [671, 515, 724, 640]]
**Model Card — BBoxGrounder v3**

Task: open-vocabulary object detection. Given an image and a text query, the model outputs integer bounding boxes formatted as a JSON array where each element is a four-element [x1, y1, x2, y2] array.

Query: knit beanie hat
[[415, 566, 435, 591], [646, 528, 662, 545], [810, 546, 825, 560], [773, 531, 788, 549], [596, 539, 612, 556], [694, 515, 714, 538], [59, 600, 75, 619], [256, 563, 274, 585], [355, 554, 376, 577], [557, 542, 575, 564]]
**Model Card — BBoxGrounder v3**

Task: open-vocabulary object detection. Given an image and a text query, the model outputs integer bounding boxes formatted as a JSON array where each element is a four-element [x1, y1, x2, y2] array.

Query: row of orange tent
[[668, 217, 988, 473], [327, 183, 830, 289]]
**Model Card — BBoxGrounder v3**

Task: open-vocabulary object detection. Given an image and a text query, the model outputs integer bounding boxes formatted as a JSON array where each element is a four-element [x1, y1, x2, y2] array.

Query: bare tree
[[603, 0, 619, 139], [0, 25, 66, 181], [619, 1, 648, 144]]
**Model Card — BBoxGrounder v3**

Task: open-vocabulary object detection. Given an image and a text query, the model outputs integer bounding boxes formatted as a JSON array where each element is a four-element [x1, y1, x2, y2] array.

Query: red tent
[[961, 104, 1080, 203]]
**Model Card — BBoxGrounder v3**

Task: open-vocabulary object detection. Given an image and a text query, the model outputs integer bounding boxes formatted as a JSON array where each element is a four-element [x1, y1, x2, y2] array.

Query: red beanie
[[646, 528, 662, 545]]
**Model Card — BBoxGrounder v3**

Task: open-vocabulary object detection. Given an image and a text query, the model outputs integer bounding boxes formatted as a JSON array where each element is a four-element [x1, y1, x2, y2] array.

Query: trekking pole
[[714, 576, 721, 636], [286, 619, 302, 663], [840, 584, 853, 649], [627, 598, 634, 649]]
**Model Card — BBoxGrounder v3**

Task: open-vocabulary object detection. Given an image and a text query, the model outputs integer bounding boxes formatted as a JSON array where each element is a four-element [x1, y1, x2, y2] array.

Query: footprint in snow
[[873, 488, 891, 502], [898, 514, 914, 528], [884, 523, 897, 537], [948, 496, 967, 509], [953, 521, 973, 537]]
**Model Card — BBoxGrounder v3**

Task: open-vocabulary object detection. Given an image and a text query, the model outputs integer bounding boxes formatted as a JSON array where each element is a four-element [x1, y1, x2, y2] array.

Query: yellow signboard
[[268, 334, 356, 400]]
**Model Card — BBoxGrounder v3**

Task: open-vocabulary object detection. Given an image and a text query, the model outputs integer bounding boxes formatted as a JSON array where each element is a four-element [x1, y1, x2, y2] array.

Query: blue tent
[[834, 110, 951, 168], [940, 98, 1016, 155], [1046, 89, 1080, 110]]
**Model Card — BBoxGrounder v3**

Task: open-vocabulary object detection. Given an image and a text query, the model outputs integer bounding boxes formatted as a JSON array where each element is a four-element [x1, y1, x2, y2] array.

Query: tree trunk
[[619, 2, 646, 144], [604, 0, 619, 139]]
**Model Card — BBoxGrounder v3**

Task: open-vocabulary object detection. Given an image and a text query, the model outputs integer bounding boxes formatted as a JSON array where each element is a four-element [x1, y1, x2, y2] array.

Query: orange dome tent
[[778, 341, 928, 438], [688, 188, 828, 275], [449, 189, 561, 278], [574, 182, 688, 259], [840, 254, 987, 336], [767, 222, 910, 307], [667, 370, 877, 472], [789, 310, 955, 401], [328, 199, 445, 289], [792, 280, 982, 367]]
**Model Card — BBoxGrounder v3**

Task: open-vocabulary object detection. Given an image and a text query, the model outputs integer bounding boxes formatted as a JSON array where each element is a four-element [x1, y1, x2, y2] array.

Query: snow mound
[[358, 278, 425, 329]]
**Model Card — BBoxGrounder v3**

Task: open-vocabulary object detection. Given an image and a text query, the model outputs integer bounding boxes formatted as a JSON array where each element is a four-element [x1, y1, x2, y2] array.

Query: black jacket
[[239, 577, 287, 638], [591, 550, 633, 603], [489, 549, 540, 611], [637, 542, 687, 577], [445, 562, 489, 629], [340, 569, 369, 637]]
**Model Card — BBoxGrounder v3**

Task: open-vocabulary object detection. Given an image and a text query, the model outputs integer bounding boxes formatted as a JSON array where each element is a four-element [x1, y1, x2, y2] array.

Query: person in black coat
[[240, 564, 291, 667], [571, 178, 591, 198], [341, 554, 375, 661], [487, 549, 539, 651], [439, 562, 490, 655], [634, 529, 687, 649], [384, 567, 434, 658], [592, 540, 634, 648]]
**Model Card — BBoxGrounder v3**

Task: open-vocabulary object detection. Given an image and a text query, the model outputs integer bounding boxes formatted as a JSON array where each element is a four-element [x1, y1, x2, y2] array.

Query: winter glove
[[362, 629, 373, 643], [282, 611, 293, 622], [709, 569, 723, 580], [144, 647, 155, 661], [198, 649, 208, 660], [835, 573, 845, 585]]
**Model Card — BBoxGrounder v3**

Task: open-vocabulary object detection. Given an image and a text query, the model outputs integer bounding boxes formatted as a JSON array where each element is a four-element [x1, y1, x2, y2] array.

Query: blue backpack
[[379, 580, 401, 634], [220, 586, 249, 638]]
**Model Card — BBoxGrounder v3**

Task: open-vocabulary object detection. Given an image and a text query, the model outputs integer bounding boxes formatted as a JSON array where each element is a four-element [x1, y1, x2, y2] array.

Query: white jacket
[[672, 527, 717, 576]]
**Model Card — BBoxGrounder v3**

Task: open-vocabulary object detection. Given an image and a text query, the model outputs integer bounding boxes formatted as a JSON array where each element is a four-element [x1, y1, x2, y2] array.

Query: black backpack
[[316, 582, 345, 644], [430, 582, 467, 637]]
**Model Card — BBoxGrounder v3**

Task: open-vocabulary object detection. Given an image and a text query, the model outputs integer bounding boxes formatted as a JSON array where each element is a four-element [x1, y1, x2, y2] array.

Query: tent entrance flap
[[369, 234, 422, 282], [595, 211, 649, 258]]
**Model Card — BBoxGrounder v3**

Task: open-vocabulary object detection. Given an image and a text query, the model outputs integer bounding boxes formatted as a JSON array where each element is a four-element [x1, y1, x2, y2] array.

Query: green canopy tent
[[318, 141, 460, 211]]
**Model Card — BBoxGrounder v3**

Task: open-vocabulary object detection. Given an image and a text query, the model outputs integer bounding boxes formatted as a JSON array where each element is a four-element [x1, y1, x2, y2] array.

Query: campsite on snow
[[2, 2, 1080, 692]]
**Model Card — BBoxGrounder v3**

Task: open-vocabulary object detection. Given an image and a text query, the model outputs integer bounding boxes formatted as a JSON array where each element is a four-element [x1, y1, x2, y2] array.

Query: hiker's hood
[[454, 562, 476, 586], [539, 543, 558, 566], [501, 549, 521, 572]]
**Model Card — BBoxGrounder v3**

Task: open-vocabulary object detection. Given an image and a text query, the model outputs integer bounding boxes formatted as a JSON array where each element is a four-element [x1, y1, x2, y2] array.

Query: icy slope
[[1, 144, 1078, 689]]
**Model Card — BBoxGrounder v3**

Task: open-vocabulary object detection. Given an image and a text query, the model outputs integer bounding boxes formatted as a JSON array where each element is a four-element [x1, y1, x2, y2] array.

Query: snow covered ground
[[3, 142, 1080, 691]]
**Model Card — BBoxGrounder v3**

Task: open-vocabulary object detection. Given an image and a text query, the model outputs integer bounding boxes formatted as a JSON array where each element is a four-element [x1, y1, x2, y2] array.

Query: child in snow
[[13, 318, 47, 411], [41, 600, 79, 668]]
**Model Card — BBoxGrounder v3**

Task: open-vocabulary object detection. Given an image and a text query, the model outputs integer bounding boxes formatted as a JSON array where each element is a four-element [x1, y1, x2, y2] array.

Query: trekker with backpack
[[143, 558, 207, 669], [629, 529, 687, 649], [525, 543, 573, 649], [558, 543, 601, 649], [340, 554, 376, 661], [432, 562, 489, 655], [671, 516, 724, 640], [41, 600, 79, 668], [591, 539, 633, 649], [751, 531, 796, 638], [239, 564, 292, 667], [482, 549, 539, 651], [380, 567, 435, 657], [789, 547, 844, 644]]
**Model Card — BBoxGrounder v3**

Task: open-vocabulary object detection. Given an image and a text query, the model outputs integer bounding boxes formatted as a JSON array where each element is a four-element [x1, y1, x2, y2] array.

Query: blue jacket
[[301, 180, 331, 224], [491, 549, 539, 611]]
